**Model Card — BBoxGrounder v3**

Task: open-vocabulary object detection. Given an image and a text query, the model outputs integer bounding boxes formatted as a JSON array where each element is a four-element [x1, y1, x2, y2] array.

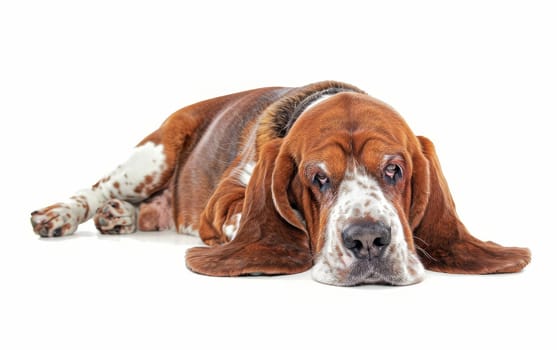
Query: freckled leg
[[94, 199, 137, 234], [31, 203, 80, 238], [30, 105, 208, 238], [92, 188, 174, 234], [31, 141, 170, 237]]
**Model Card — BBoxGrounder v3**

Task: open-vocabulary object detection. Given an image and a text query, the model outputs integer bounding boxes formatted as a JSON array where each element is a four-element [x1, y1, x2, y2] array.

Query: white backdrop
[[1, 1, 555, 349]]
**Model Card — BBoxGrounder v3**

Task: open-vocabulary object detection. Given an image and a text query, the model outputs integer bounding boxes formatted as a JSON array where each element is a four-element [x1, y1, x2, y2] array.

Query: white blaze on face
[[312, 166, 425, 286]]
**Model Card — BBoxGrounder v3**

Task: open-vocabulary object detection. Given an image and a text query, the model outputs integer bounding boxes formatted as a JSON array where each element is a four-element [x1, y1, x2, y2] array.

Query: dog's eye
[[313, 172, 330, 191], [384, 164, 402, 184]]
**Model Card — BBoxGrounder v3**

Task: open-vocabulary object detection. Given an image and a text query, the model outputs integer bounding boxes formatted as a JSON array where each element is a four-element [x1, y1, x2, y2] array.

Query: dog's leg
[[197, 158, 252, 245], [93, 199, 138, 235], [31, 141, 170, 237], [30, 101, 214, 238], [136, 188, 174, 232], [92, 189, 174, 234], [30, 94, 238, 238]]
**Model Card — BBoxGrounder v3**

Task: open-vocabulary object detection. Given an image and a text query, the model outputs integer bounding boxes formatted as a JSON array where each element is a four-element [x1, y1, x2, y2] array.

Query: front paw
[[94, 199, 137, 234], [31, 204, 78, 237]]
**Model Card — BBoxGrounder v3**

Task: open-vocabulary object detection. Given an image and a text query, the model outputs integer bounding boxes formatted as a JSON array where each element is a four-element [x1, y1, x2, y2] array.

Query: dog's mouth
[[311, 245, 425, 287], [349, 256, 425, 286]]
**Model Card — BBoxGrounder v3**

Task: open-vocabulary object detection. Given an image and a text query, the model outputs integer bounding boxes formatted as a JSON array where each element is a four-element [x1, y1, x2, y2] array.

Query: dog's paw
[[94, 199, 137, 234], [31, 203, 78, 237]]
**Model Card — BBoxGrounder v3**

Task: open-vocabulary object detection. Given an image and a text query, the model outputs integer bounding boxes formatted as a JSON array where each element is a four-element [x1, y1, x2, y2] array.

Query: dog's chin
[[312, 272, 424, 287], [311, 256, 426, 287]]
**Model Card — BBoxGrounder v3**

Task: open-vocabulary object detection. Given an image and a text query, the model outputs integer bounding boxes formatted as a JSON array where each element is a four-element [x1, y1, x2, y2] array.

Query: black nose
[[342, 222, 391, 259]]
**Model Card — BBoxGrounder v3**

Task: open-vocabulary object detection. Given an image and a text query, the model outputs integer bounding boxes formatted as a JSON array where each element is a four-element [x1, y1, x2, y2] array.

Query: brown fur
[[187, 140, 313, 276], [31, 81, 531, 279], [183, 87, 530, 276]]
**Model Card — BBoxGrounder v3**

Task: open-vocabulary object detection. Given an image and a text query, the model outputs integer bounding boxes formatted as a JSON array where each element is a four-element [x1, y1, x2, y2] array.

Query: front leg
[[30, 191, 107, 237], [31, 201, 84, 237], [31, 141, 169, 237], [197, 170, 248, 246], [94, 199, 138, 235]]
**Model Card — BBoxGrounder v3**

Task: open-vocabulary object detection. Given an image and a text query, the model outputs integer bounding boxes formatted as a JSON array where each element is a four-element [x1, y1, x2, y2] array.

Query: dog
[[30, 81, 531, 286]]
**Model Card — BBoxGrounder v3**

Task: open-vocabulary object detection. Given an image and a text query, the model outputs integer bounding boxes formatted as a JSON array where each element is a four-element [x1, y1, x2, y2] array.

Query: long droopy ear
[[186, 139, 313, 277], [411, 136, 531, 274], [271, 144, 308, 234]]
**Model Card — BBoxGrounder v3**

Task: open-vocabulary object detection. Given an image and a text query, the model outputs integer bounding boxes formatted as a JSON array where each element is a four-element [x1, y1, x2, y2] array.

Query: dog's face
[[272, 93, 425, 286]]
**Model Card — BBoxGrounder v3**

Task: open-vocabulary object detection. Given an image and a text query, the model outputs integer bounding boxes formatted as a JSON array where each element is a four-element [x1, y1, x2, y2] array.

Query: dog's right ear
[[186, 139, 313, 277]]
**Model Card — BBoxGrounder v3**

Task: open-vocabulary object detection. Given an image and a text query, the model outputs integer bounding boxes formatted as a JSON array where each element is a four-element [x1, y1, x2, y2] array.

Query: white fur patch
[[222, 213, 242, 240], [78, 141, 166, 214], [311, 166, 425, 286], [117, 142, 166, 196], [237, 161, 255, 187], [31, 142, 167, 237], [181, 224, 200, 237]]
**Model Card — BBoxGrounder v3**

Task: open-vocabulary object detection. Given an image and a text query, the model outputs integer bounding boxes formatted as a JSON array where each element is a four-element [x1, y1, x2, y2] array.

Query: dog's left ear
[[186, 139, 313, 277], [410, 136, 531, 274]]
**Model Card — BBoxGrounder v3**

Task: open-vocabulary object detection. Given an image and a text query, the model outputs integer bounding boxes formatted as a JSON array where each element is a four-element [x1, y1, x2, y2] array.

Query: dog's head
[[187, 92, 531, 286], [273, 93, 427, 285]]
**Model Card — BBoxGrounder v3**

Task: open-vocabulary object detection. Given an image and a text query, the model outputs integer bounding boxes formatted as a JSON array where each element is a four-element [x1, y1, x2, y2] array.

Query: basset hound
[[30, 81, 531, 286]]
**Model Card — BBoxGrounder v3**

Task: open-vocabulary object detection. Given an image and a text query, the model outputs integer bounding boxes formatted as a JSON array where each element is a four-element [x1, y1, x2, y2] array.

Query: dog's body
[[31, 81, 530, 286]]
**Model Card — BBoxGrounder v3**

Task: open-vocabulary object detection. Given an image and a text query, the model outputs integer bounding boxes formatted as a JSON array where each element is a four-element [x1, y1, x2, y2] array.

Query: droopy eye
[[313, 172, 330, 191], [384, 164, 402, 184]]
